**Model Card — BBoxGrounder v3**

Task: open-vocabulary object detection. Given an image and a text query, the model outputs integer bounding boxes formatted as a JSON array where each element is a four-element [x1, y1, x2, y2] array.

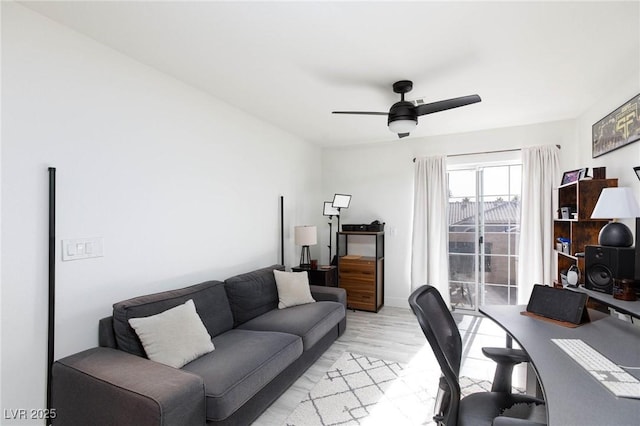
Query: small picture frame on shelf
[[561, 168, 586, 185], [578, 168, 589, 180]]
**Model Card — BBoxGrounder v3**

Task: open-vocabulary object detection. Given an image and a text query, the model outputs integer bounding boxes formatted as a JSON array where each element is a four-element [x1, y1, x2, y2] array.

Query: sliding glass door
[[448, 164, 522, 311]]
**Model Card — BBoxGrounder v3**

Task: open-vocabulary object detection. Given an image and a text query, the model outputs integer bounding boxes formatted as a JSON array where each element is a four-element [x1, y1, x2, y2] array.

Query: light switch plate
[[62, 237, 103, 261]]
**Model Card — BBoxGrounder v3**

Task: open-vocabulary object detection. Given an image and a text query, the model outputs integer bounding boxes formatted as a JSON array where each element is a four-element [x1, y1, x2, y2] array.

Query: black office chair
[[409, 285, 546, 426]]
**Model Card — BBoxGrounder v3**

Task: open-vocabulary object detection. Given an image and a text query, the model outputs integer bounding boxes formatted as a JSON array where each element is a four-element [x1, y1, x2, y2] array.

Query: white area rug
[[283, 352, 500, 426]]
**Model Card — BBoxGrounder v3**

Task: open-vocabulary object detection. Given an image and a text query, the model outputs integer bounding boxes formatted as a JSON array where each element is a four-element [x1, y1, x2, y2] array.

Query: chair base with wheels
[[409, 285, 546, 426]]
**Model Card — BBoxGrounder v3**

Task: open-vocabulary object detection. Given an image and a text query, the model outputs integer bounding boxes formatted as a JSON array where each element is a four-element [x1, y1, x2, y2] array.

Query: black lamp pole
[[327, 218, 333, 262], [47, 167, 56, 411]]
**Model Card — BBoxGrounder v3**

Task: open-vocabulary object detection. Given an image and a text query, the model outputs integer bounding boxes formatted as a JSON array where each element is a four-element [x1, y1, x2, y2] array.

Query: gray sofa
[[51, 265, 347, 426]]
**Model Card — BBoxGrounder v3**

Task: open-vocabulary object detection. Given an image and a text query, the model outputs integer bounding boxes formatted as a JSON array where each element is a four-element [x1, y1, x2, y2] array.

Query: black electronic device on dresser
[[584, 245, 635, 294]]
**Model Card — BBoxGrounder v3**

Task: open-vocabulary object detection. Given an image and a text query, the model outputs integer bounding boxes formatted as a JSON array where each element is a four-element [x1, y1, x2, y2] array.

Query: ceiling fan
[[332, 80, 481, 138]]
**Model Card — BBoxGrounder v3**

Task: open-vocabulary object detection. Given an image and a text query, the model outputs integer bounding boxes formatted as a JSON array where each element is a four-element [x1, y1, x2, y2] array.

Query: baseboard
[[383, 297, 410, 309]]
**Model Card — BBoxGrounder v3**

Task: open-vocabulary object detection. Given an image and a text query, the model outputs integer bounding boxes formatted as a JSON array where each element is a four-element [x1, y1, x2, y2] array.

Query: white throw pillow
[[273, 269, 316, 309], [128, 299, 214, 368]]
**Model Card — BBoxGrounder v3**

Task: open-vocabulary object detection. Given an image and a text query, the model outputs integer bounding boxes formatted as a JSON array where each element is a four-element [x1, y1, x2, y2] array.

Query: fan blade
[[415, 94, 481, 116], [332, 111, 388, 116], [398, 133, 410, 139]]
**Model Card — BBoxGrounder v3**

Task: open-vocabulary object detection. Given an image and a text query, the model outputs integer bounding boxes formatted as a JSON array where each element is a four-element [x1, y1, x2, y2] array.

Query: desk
[[569, 285, 640, 319], [480, 305, 640, 425]]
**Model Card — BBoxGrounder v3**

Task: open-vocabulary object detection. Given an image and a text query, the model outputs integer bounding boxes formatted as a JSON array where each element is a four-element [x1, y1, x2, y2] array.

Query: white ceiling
[[20, 1, 640, 147]]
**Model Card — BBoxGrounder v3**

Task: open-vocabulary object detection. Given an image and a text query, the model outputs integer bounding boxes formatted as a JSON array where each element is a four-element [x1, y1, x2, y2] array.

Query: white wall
[[575, 71, 640, 236], [1, 3, 321, 421], [322, 120, 578, 308]]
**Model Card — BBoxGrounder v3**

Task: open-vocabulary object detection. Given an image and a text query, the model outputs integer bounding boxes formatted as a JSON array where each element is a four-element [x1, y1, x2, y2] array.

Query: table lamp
[[590, 187, 640, 247], [294, 225, 317, 268]]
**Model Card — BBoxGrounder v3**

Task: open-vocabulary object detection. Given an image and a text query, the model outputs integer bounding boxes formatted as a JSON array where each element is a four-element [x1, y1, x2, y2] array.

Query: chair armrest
[[482, 347, 529, 393], [482, 347, 529, 365], [310, 285, 347, 307], [52, 347, 205, 426]]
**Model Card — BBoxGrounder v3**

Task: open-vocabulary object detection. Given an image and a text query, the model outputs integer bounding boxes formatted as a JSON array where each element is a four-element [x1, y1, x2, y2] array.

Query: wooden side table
[[291, 266, 338, 287]]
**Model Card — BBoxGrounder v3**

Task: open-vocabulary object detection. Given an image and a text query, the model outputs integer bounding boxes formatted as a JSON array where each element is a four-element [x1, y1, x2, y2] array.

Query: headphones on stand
[[566, 264, 580, 287]]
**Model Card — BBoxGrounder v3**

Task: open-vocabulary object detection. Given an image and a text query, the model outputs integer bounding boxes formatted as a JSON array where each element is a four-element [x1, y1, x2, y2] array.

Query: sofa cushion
[[128, 299, 214, 368], [181, 329, 302, 422], [224, 265, 284, 326], [113, 280, 233, 357], [238, 301, 345, 350], [273, 269, 316, 309]]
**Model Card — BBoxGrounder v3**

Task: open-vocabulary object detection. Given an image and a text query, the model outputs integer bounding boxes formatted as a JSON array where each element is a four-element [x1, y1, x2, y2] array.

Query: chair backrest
[[409, 285, 462, 426]]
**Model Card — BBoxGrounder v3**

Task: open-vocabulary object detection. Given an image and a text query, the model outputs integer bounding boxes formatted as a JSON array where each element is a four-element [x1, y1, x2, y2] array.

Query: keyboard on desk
[[552, 338, 640, 399]]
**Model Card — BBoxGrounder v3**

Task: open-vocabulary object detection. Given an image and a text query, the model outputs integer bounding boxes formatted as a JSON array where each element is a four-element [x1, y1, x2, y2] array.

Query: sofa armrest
[[52, 347, 205, 426], [310, 285, 347, 307], [98, 316, 117, 348]]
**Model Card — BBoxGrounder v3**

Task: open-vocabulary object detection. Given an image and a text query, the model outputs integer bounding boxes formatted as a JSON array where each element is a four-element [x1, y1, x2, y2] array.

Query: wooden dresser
[[337, 231, 384, 312]]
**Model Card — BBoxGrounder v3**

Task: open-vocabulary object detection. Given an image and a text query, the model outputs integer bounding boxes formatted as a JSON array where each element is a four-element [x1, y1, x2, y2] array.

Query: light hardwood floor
[[253, 306, 527, 425]]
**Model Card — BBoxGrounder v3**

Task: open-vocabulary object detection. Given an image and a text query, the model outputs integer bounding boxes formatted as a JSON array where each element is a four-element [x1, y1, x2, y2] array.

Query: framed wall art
[[592, 93, 640, 158]]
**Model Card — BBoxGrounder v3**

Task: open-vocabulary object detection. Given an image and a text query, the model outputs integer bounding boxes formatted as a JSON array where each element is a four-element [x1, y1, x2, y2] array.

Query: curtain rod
[[412, 144, 561, 162]]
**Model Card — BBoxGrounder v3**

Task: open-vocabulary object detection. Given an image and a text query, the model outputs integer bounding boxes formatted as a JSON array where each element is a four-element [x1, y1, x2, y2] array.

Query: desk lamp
[[294, 226, 317, 268], [591, 187, 640, 247]]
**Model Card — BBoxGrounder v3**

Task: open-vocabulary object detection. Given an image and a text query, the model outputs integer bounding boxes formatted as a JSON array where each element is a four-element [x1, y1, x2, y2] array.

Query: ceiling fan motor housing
[[388, 101, 417, 125]]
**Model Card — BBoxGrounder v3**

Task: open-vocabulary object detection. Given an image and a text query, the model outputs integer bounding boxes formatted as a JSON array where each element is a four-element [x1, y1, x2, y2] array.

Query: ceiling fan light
[[388, 119, 417, 134]]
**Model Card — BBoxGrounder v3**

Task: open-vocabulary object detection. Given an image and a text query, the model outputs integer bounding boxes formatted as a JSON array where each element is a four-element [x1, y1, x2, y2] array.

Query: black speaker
[[585, 245, 635, 294]]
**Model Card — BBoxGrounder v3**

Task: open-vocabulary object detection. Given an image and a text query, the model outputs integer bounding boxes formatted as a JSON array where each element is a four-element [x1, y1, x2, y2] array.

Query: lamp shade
[[591, 187, 640, 247], [591, 187, 640, 219], [294, 226, 317, 246], [388, 119, 417, 134]]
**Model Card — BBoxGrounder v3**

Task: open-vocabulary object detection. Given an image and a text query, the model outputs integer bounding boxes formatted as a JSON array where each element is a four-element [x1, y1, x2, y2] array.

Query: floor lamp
[[47, 167, 56, 411], [323, 202, 339, 263], [332, 193, 351, 232]]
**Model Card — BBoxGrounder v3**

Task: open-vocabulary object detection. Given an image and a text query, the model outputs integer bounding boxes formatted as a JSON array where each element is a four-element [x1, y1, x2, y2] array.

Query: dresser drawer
[[339, 278, 375, 311], [339, 258, 376, 274], [339, 258, 376, 288], [343, 288, 375, 310], [339, 279, 374, 295], [339, 272, 376, 286]]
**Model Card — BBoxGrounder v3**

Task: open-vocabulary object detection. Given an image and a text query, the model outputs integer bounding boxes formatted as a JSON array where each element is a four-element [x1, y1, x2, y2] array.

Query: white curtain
[[411, 155, 450, 306], [517, 145, 560, 304]]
